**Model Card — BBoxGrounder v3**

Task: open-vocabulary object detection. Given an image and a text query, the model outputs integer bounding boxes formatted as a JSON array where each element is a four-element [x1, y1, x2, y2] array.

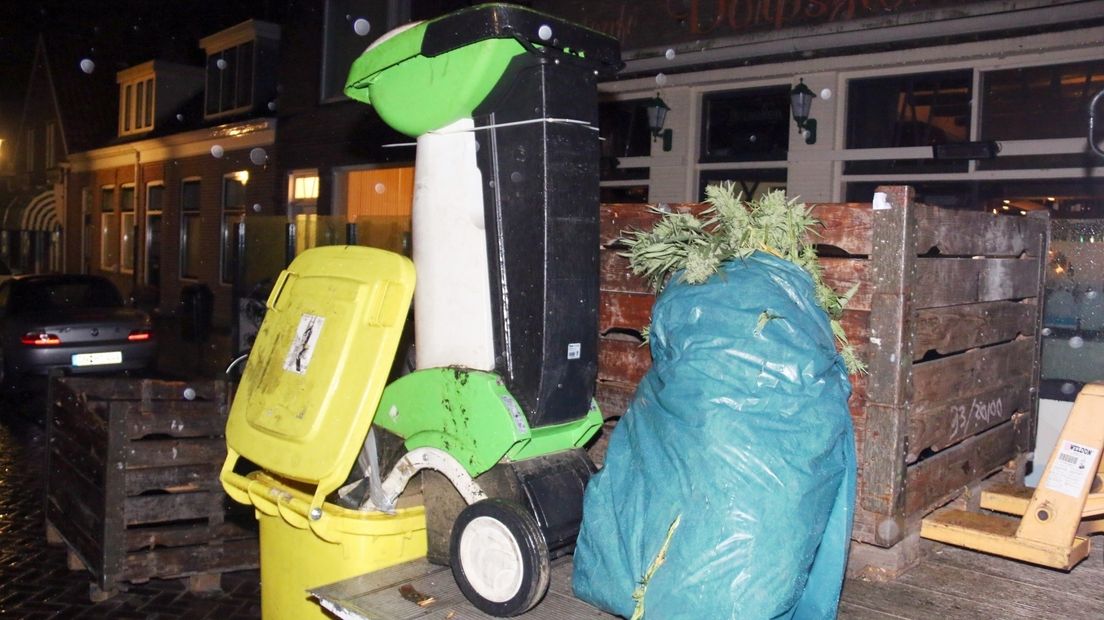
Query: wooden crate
[[595, 185, 1048, 556], [45, 377, 258, 599]]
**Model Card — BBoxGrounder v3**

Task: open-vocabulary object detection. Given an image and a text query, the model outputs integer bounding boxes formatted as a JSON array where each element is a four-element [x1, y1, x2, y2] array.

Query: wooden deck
[[841, 540, 1104, 619], [311, 539, 1104, 619]]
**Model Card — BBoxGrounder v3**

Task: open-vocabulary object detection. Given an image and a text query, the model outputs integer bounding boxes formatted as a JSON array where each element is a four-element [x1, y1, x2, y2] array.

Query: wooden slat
[[819, 258, 871, 311], [598, 290, 653, 333], [124, 492, 223, 526], [121, 538, 259, 582], [599, 250, 651, 294], [913, 258, 1040, 309], [122, 401, 228, 439], [44, 473, 105, 564], [594, 380, 636, 419], [904, 418, 1029, 517], [48, 429, 106, 488], [597, 337, 650, 385], [913, 205, 1045, 258], [809, 203, 874, 255], [913, 300, 1037, 358], [907, 339, 1035, 461], [123, 464, 223, 496], [45, 500, 103, 575], [125, 521, 256, 552], [125, 438, 227, 469]]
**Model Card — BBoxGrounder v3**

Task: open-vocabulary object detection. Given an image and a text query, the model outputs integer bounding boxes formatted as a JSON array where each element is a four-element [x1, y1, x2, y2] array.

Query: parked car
[[0, 275, 155, 386]]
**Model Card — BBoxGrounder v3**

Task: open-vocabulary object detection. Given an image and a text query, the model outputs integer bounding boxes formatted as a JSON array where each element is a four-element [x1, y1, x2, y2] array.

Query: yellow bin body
[[220, 246, 425, 619], [244, 472, 427, 620]]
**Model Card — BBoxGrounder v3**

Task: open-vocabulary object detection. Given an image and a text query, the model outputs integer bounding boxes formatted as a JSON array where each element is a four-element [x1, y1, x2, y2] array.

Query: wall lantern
[[644, 94, 673, 152], [790, 79, 817, 145]]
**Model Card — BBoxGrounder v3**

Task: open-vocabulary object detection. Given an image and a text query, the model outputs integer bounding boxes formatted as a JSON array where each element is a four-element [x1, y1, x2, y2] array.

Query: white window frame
[[118, 71, 155, 137]]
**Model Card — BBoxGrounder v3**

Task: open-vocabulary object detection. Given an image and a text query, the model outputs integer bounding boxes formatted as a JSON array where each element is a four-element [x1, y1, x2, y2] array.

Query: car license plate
[[72, 351, 123, 367]]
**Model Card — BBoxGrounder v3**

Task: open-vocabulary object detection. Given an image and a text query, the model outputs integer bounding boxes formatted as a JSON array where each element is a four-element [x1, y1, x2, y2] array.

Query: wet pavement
[[0, 396, 262, 619]]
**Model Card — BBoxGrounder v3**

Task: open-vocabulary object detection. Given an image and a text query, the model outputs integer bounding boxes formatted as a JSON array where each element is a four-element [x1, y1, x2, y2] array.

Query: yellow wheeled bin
[[220, 245, 424, 620]]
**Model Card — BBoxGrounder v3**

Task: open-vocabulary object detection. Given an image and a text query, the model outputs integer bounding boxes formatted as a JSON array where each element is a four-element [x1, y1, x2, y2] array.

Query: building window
[[221, 172, 248, 284], [321, 1, 388, 101], [100, 186, 117, 271], [845, 70, 972, 174], [289, 170, 320, 215], [146, 183, 164, 287], [119, 76, 155, 135], [978, 60, 1104, 170], [205, 41, 255, 117], [120, 185, 136, 273], [180, 180, 202, 280], [24, 128, 34, 172], [44, 122, 56, 168], [700, 86, 790, 163]]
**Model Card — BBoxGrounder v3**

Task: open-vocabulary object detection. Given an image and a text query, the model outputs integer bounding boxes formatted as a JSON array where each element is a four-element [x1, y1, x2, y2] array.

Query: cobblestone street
[[0, 401, 262, 619]]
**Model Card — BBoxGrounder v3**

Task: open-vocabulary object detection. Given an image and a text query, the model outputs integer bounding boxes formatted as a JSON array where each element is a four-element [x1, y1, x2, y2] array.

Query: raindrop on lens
[[216, 58, 227, 70], [749, 134, 757, 143], [176, 113, 184, 122], [267, 101, 277, 111], [252, 203, 262, 213], [1069, 336, 1085, 349], [665, 48, 676, 61], [249, 147, 267, 165], [538, 25, 553, 41], [183, 387, 196, 401], [1086, 289, 1099, 299], [374, 183, 386, 194], [1041, 327, 1052, 336], [655, 72, 668, 86], [510, 171, 523, 183], [79, 58, 95, 74], [210, 145, 224, 158], [353, 18, 371, 36], [1061, 382, 1077, 395]]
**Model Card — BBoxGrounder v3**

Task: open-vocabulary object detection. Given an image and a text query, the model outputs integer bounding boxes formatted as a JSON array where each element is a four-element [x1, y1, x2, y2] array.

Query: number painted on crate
[[947, 397, 1003, 443]]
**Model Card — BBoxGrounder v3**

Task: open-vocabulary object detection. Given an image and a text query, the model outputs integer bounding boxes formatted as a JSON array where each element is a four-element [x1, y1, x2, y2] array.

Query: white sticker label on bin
[[567, 342, 581, 359], [283, 313, 325, 375], [1044, 440, 1098, 498], [872, 192, 891, 210]]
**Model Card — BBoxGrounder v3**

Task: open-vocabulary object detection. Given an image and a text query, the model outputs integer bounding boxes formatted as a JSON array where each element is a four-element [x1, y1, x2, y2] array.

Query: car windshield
[[10, 278, 124, 315]]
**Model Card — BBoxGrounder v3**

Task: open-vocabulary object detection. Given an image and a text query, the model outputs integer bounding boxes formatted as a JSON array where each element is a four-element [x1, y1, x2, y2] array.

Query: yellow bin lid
[[224, 245, 414, 508]]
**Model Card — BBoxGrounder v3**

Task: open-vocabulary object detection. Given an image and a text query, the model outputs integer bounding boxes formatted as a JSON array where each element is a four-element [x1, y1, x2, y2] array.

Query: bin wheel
[[450, 498, 550, 617]]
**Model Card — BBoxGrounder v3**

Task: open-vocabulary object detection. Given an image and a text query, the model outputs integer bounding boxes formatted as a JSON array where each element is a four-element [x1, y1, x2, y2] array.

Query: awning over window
[[1, 189, 59, 232]]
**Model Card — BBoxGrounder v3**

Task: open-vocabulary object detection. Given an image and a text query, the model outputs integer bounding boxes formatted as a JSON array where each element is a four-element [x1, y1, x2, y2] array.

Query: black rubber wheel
[[449, 498, 551, 617]]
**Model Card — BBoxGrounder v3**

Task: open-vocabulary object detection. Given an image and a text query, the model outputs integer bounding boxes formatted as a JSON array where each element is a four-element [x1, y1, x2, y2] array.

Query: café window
[[700, 86, 790, 163], [979, 60, 1104, 170], [845, 70, 972, 174]]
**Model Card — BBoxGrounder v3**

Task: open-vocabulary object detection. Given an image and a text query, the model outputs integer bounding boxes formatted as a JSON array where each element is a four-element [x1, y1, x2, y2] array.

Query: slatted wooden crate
[[45, 377, 258, 600], [595, 185, 1048, 569]]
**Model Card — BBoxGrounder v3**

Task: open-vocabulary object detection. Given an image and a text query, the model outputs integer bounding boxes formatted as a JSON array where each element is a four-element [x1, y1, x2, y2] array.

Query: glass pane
[[845, 70, 972, 174], [205, 54, 220, 115], [698, 169, 787, 201], [182, 214, 202, 279], [322, 0, 388, 101], [101, 212, 118, 270], [124, 84, 132, 131], [600, 186, 649, 203], [295, 214, 348, 255], [146, 213, 162, 287], [599, 99, 652, 160], [121, 212, 136, 272], [144, 78, 154, 128], [354, 214, 410, 255], [223, 174, 247, 210], [181, 180, 201, 212], [236, 41, 254, 109], [120, 186, 135, 212], [221, 213, 243, 284], [135, 81, 145, 129], [147, 184, 164, 213], [701, 87, 790, 162], [101, 187, 114, 212], [220, 48, 238, 112], [982, 60, 1104, 141]]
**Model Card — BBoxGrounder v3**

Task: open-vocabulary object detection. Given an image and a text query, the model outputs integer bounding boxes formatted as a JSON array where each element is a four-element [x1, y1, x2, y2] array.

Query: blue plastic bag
[[574, 252, 856, 619]]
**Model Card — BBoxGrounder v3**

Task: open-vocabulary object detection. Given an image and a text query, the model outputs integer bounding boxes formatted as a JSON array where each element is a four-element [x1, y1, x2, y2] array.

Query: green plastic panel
[[373, 369, 604, 477], [224, 245, 415, 498], [345, 27, 523, 137]]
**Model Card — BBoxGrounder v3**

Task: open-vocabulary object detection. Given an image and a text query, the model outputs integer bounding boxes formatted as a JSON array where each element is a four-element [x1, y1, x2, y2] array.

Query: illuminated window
[[118, 70, 155, 136]]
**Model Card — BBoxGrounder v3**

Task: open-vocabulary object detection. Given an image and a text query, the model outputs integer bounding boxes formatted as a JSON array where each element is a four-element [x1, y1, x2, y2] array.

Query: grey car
[[0, 274, 155, 384]]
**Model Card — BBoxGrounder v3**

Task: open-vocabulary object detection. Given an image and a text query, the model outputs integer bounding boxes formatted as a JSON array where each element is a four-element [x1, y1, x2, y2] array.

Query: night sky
[[0, 1, 286, 111]]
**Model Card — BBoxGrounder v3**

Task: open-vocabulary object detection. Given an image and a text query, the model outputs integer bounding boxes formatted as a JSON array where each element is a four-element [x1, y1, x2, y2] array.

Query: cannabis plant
[[623, 182, 865, 374]]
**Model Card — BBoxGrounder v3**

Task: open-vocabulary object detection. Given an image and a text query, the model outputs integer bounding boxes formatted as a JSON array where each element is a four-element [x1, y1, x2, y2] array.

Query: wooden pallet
[[44, 377, 258, 600]]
